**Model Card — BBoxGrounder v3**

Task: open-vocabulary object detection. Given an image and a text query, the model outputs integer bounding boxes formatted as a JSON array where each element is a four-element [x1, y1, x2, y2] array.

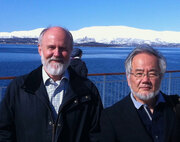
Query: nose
[[53, 47, 61, 57], [141, 74, 150, 82]]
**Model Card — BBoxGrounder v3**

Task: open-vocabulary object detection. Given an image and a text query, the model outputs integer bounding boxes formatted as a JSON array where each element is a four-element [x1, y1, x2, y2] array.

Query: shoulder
[[3, 74, 29, 104], [162, 92, 180, 106], [103, 95, 131, 115], [68, 67, 100, 99], [70, 58, 81, 64], [7, 74, 28, 89], [161, 92, 180, 116], [71, 59, 85, 66], [6, 66, 42, 93]]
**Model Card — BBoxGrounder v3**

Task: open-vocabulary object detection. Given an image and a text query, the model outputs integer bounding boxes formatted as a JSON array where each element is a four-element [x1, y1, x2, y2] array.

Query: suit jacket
[[100, 93, 179, 142], [0, 65, 103, 142]]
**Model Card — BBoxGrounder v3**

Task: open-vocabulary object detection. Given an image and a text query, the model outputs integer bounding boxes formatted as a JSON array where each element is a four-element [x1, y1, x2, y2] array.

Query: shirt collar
[[130, 92, 166, 109], [72, 56, 80, 59], [42, 67, 69, 86]]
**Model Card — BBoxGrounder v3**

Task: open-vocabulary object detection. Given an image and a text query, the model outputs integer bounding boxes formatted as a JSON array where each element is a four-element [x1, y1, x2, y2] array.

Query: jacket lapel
[[121, 95, 153, 141], [22, 65, 51, 108], [59, 67, 92, 112], [162, 94, 176, 142], [35, 81, 51, 109], [59, 84, 77, 111]]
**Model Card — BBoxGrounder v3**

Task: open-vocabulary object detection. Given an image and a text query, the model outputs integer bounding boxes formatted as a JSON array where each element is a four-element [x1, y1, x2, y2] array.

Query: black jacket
[[0, 65, 103, 142], [99, 93, 180, 142], [70, 58, 88, 78]]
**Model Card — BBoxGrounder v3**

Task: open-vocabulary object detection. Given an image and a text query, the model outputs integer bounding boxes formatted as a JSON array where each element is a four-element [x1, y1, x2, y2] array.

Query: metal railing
[[1, 70, 180, 108], [88, 70, 180, 107]]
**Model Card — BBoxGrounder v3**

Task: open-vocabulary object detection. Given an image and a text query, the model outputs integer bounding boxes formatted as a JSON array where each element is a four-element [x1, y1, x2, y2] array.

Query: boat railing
[[88, 70, 180, 107], [1, 70, 180, 108]]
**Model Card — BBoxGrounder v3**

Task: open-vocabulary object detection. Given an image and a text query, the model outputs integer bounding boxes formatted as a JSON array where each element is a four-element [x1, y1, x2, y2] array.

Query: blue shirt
[[131, 92, 166, 142]]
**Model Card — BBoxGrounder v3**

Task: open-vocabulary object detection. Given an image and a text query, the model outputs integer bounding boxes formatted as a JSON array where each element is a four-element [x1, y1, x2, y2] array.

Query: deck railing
[[1, 70, 180, 108], [88, 70, 180, 107]]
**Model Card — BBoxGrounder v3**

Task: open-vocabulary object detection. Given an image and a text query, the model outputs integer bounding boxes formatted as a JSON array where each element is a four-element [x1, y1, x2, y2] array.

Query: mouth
[[50, 59, 63, 64], [140, 86, 152, 91]]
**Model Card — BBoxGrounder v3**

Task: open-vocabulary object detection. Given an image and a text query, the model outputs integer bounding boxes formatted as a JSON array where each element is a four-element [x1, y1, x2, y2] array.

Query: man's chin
[[139, 91, 152, 96], [45, 63, 65, 76], [131, 88, 158, 101], [50, 65, 61, 70]]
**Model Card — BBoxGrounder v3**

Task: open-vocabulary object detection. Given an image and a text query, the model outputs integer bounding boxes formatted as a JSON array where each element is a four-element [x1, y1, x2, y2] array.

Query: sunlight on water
[[0, 45, 180, 76]]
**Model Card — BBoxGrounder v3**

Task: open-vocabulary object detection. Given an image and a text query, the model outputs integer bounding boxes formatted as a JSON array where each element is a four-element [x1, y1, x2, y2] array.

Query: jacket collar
[[130, 92, 166, 109], [22, 65, 43, 94], [22, 65, 91, 98]]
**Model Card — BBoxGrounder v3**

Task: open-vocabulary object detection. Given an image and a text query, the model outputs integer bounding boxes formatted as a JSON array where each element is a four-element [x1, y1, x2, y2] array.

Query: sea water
[[0, 44, 180, 82], [0, 44, 180, 106]]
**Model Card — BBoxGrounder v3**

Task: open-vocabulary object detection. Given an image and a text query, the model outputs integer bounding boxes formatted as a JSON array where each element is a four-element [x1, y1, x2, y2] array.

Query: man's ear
[[38, 45, 42, 56], [126, 75, 131, 87]]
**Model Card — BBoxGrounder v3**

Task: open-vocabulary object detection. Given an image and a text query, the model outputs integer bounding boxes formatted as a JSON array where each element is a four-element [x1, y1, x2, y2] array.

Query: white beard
[[130, 87, 160, 101], [41, 52, 70, 76]]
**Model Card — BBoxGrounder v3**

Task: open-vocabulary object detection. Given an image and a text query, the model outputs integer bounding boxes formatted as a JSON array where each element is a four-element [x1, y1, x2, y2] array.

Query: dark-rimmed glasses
[[130, 72, 161, 79]]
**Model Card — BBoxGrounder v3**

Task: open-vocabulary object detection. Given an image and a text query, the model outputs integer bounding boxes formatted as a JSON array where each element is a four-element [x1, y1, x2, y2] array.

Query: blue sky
[[1, 0, 180, 32]]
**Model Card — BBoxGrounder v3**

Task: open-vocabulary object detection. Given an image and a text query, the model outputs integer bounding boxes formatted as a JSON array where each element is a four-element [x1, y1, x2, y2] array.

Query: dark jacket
[[0, 66, 103, 142], [70, 58, 88, 78], [99, 93, 180, 142]]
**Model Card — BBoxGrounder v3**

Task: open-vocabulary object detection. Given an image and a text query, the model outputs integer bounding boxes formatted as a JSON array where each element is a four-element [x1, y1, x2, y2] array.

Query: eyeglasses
[[130, 72, 161, 79]]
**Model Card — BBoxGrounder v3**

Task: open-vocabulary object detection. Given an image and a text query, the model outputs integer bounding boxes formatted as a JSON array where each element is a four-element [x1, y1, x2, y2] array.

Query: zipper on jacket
[[51, 97, 77, 142], [52, 123, 55, 142], [36, 94, 56, 141], [46, 106, 56, 142], [51, 95, 91, 142], [39, 100, 56, 142]]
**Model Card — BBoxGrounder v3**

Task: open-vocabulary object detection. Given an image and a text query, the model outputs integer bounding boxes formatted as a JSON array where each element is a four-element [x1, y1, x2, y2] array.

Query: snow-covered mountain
[[71, 26, 180, 46], [1, 26, 180, 46], [0, 28, 44, 38]]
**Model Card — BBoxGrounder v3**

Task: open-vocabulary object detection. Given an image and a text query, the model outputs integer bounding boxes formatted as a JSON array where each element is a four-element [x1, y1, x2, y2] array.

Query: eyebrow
[[134, 69, 144, 72], [134, 69, 158, 72], [149, 69, 159, 72]]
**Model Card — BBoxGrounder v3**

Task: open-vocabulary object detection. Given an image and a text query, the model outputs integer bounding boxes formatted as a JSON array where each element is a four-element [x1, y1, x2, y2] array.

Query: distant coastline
[[1, 38, 180, 47], [1, 26, 180, 47]]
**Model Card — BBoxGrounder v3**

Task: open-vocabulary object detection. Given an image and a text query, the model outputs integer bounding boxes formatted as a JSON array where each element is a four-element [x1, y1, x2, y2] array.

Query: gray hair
[[125, 46, 167, 77], [38, 26, 73, 48]]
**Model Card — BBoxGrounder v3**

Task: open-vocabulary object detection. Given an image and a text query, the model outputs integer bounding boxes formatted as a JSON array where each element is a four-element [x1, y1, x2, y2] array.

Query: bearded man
[[0, 26, 103, 142], [99, 46, 180, 142]]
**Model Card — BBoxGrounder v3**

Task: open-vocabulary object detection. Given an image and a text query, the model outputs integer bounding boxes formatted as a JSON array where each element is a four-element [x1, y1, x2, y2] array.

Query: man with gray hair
[[99, 46, 180, 142], [0, 26, 103, 142]]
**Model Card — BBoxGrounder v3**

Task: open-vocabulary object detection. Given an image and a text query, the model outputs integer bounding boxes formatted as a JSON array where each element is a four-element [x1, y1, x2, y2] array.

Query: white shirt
[[42, 68, 69, 117]]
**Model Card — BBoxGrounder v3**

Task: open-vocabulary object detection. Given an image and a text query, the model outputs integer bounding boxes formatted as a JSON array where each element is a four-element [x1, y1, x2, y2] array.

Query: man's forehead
[[44, 29, 67, 37], [131, 54, 159, 69], [133, 52, 157, 59], [42, 30, 70, 43]]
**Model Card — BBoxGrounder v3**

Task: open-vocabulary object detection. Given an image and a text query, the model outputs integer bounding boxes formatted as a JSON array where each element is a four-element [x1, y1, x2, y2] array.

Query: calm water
[[1, 44, 180, 106], [0, 44, 180, 85]]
